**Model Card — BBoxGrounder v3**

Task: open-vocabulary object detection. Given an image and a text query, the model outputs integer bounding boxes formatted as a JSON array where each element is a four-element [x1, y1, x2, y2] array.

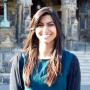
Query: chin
[[42, 40, 54, 44]]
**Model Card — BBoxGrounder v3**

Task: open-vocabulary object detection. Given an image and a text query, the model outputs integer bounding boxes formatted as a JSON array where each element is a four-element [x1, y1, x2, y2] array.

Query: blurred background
[[0, 0, 90, 90]]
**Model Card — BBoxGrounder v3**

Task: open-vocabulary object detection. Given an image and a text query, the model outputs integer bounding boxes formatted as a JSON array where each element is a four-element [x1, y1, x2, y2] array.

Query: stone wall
[[0, 47, 21, 84]]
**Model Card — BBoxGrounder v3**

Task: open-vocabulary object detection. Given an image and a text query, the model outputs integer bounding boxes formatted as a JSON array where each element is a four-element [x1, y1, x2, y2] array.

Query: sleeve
[[10, 54, 24, 90], [66, 55, 81, 90]]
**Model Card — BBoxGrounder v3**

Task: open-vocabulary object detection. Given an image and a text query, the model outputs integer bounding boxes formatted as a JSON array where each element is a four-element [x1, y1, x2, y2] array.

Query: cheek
[[53, 28, 57, 37], [35, 29, 41, 38], [35, 28, 42, 33], [35, 28, 40, 34], [54, 32, 57, 40]]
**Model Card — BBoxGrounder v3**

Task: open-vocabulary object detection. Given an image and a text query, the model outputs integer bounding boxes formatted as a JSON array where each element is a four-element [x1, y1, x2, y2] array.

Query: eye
[[48, 22, 55, 26], [37, 23, 43, 27]]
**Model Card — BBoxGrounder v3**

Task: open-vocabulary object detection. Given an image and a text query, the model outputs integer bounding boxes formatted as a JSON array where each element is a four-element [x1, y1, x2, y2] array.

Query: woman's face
[[35, 15, 57, 44]]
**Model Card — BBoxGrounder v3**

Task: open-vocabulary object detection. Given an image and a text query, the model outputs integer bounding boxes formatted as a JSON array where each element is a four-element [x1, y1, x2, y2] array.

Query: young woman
[[10, 7, 81, 90]]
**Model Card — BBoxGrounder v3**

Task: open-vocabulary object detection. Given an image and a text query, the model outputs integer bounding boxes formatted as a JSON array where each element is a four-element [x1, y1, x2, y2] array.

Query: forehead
[[39, 15, 53, 23]]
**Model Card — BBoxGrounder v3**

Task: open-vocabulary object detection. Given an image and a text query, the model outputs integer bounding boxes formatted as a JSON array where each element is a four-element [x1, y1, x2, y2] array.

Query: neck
[[39, 42, 54, 59]]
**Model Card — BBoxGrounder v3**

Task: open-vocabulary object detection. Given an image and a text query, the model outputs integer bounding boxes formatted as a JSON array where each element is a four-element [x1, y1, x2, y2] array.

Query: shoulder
[[63, 49, 80, 67], [10, 53, 21, 66], [63, 49, 77, 59], [10, 54, 22, 72], [10, 52, 27, 68], [62, 49, 79, 66]]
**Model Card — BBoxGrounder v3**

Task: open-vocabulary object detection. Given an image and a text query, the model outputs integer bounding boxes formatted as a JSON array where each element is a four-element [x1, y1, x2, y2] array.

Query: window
[[0, 5, 3, 15]]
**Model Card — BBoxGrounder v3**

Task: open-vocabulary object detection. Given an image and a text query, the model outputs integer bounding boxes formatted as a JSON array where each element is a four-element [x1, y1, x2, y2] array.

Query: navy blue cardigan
[[10, 50, 81, 90]]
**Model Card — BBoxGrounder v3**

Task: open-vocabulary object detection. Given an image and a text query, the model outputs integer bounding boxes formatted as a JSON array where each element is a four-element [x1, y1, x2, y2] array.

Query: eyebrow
[[38, 21, 54, 24]]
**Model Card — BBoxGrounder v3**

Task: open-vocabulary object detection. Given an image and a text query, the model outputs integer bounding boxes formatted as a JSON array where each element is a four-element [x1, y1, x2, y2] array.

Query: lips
[[42, 34, 51, 39], [42, 34, 51, 36]]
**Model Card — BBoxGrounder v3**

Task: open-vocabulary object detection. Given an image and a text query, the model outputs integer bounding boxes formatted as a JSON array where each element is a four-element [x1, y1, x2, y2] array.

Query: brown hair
[[23, 7, 63, 87]]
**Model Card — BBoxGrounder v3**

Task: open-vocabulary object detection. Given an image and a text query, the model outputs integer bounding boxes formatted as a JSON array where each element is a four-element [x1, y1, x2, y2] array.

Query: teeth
[[43, 35, 50, 36], [42, 34, 51, 38], [42, 34, 51, 35]]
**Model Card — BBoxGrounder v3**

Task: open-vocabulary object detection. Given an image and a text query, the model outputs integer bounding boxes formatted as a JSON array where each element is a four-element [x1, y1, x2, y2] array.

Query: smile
[[41, 34, 51, 38], [42, 34, 51, 36]]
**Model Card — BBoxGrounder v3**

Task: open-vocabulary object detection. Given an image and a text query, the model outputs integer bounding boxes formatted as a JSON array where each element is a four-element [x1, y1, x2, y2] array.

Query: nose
[[43, 25, 48, 33]]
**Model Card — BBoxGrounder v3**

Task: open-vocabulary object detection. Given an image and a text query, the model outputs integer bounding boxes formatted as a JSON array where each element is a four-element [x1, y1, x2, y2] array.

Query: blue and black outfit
[[10, 50, 81, 90]]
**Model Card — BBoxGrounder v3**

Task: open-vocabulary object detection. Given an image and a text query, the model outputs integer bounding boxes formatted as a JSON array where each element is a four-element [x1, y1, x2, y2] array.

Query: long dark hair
[[23, 7, 63, 87]]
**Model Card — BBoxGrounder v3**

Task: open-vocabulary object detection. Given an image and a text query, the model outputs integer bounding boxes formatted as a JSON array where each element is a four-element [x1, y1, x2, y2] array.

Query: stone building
[[0, 0, 90, 88], [0, 0, 90, 49]]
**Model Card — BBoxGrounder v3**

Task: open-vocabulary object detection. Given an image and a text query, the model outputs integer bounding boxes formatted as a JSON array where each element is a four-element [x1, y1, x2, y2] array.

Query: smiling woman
[[10, 7, 81, 90], [35, 15, 57, 44]]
